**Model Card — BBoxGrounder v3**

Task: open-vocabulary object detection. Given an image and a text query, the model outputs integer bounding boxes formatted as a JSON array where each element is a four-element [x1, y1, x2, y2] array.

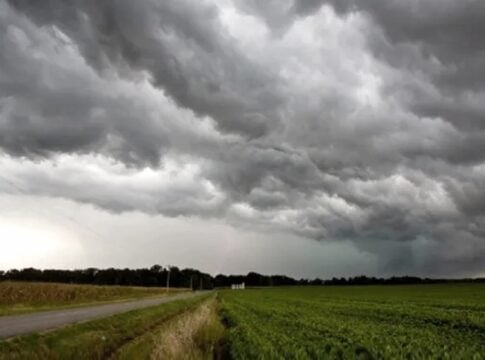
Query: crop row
[[220, 285, 485, 359]]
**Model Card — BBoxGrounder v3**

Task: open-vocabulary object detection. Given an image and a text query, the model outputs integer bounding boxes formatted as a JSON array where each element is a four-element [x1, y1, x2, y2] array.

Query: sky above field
[[1, 0, 485, 278]]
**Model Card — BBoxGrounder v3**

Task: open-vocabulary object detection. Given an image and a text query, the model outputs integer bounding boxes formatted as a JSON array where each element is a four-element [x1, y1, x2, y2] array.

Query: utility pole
[[190, 275, 193, 291], [166, 266, 171, 292]]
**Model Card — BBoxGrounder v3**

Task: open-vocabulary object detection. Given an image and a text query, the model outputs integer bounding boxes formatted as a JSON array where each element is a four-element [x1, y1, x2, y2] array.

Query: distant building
[[231, 282, 245, 290]]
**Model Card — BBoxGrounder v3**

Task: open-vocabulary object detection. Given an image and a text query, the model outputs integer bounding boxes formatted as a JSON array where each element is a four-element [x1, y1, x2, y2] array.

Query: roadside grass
[[0, 282, 187, 316], [0, 293, 211, 360], [112, 295, 225, 360]]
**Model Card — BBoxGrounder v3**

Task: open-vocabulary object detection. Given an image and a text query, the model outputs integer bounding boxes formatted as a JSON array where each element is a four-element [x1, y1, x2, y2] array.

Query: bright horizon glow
[[0, 218, 81, 270]]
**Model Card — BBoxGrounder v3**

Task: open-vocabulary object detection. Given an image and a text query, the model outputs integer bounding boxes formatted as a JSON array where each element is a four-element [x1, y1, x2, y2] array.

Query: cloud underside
[[1, 0, 485, 276]]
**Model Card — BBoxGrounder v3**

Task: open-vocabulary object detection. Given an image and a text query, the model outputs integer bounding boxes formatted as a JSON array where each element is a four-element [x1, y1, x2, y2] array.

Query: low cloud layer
[[1, 0, 484, 277]]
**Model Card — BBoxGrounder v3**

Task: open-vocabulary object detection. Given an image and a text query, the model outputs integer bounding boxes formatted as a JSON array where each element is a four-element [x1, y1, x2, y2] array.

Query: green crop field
[[220, 284, 485, 359]]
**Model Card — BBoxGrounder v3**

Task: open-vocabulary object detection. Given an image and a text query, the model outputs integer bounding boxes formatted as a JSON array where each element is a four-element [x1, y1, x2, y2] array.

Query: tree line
[[0, 266, 213, 290], [0, 267, 483, 289]]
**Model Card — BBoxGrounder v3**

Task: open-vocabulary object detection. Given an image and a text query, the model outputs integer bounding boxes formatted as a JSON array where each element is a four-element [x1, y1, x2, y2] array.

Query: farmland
[[220, 284, 485, 359], [2, 283, 485, 359], [0, 281, 185, 316]]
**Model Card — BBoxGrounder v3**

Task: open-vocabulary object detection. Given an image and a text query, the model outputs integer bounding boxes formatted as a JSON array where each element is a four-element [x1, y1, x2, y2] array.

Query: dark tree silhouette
[[1, 267, 483, 288]]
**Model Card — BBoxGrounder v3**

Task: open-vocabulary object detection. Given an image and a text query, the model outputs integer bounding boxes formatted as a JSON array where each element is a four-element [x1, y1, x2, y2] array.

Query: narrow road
[[0, 291, 209, 339]]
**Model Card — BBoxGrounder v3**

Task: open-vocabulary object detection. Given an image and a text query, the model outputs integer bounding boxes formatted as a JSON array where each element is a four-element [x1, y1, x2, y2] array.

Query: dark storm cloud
[[1, 0, 485, 277], [321, 0, 485, 133], [238, 0, 485, 138], [323, 0, 485, 63], [5, 0, 283, 139]]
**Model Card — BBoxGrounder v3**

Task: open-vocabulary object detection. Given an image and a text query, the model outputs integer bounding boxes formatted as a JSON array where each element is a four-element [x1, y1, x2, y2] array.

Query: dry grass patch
[[114, 296, 225, 360], [152, 299, 224, 359]]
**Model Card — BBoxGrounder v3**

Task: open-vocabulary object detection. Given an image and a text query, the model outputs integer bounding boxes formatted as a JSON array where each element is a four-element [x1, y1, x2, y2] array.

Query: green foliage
[[220, 285, 485, 359]]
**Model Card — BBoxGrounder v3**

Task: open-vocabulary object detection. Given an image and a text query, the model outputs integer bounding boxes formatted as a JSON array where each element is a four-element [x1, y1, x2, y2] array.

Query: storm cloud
[[1, 0, 484, 277]]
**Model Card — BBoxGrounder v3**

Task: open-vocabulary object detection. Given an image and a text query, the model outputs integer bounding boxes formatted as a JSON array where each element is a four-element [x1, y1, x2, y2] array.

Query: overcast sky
[[1, 0, 484, 278]]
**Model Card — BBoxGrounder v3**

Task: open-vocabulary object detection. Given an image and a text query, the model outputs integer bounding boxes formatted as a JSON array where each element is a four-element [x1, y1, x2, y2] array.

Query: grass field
[[0, 281, 186, 316], [220, 284, 485, 359]]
